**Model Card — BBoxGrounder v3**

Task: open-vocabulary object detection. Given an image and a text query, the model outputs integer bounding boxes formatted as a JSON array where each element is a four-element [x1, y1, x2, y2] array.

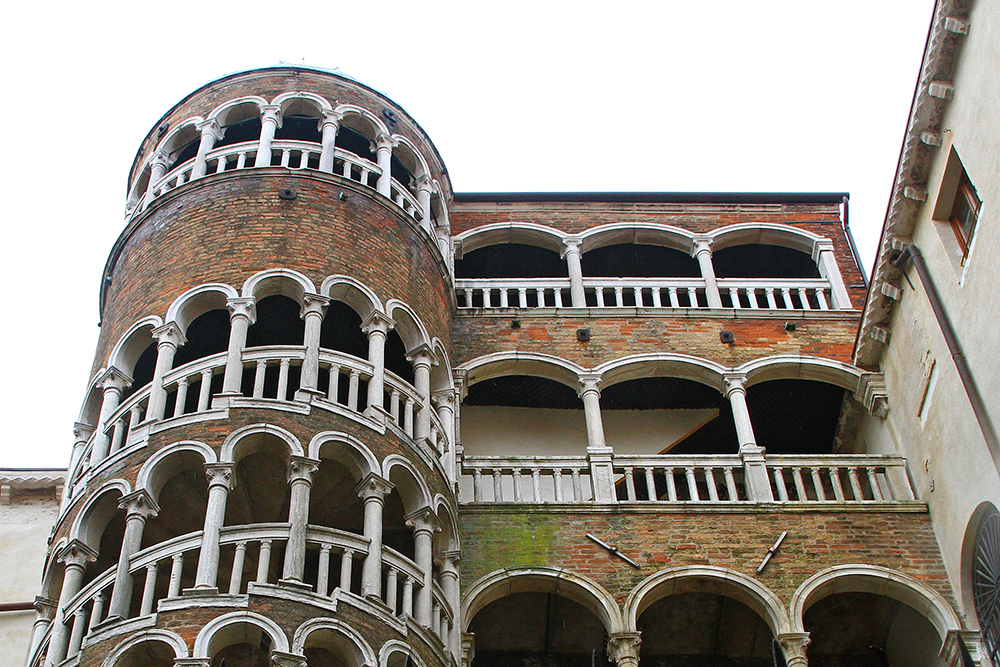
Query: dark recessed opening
[[456, 243, 567, 279], [712, 244, 820, 278], [581, 243, 701, 277]]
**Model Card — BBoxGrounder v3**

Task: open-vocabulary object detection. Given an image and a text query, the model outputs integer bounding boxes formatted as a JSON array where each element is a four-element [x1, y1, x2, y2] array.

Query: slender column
[[608, 633, 642, 667], [296, 293, 330, 398], [139, 562, 159, 615], [193, 464, 235, 590], [28, 596, 57, 662], [725, 375, 757, 450], [777, 632, 811, 667], [725, 375, 773, 502], [220, 297, 256, 396], [281, 457, 320, 584], [813, 241, 851, 309], [254, 105, 282, 167], [407, 346, 437, 442], [375, 133, 398, 196], [68, 423, 93, 486], [45, 541, 97, 667], [357, 474, 393, 598], [433, 390, 458, 486], [416, 175, 433, 232], [147, 322, 186, 422], [89, 368, 131, 465], [167, 554, 184, 597], [579, 374, 615, 502], [406, 508, 440, 627], [142, 152, 170, 203], [339, 549, 354, 592], [693, 238, 723, 308], [191, 119, 223, 179], [107, 491, 159, 620], [318, 111, 343, 173], [561, 238, 586, 307], [316, 544, 332, 597], [439, 552, 461, 660], [363, 312, 394, 418], [67, 607, 88, 658]]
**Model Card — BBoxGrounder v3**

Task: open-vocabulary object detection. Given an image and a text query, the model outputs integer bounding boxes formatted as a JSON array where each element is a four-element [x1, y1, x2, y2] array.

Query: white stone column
[[562, 238, 586, 307], [28, 596, 57, 662], [192, 464, 235, 590], [219, 297, 256, 397], [281, 456, 320, 584], [416, 175, 434, 232], [813, 241, 852, 310], [107, 491, 159, 620], [296, 293, 330, 398], [407, 346, 437, 442], [725, 375, 773, 502], [777, 632, 811, 667], [142, 152, 170, 205], [89, 368, 131, 465], [44, 541, 97, 667], [433, 390, 458, 486], [318, 111, 343, 173], [608, 633, 642, 667], [407, 508, 440, 627], [375, 133, 398, 196], [579, 374, 616, 503], [356, 474, 393, 598], [191, 119, 223, 180], [68, 423, 94, 480], [693, 238, 723, 308], [254, 105, 282, 167], [363, 312, 394, 419], [147, 322, 186, 422], [438, 551, 461, 660]]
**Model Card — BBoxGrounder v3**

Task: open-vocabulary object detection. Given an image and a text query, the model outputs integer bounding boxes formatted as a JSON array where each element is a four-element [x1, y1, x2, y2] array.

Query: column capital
[[692, 237, 714, 256], [204, 463, 236, 489], [150, 151, 171, 170], [260, 104, 282, 125], [287, 456, 321, 484], [118, 489, 160, 519], [271, 652, 309, 667], [356, 473, 394, 500], [73, 422, 95, 442], [432, 389, 457, 410], [406, 343, 439, 367], [436, 550, 461, 569], [811, 238, 836, 262], [195, 118, 223, 140], [723, 374, 748, 396], [461, 633, 476, 667], [405, 507, 441, 534], [152, 321, 187, 348], [577, 374, 603, 397], [227, 296, 257, 323], [415, 173, 433, 192], [560, 237, 584, 258], [607, 632, 642, 667], [33, 596, 58, 619], [361, 311, 395, 335], [321, 110, 344, 127], [174, 660, 212, 667], [299, 293, 330, 319], [452, 370, 469, 401], [776, 632, 811, 666], [97, 366, 133, 392], [58, 539, 98, 568], [375, 132, 398, 150]]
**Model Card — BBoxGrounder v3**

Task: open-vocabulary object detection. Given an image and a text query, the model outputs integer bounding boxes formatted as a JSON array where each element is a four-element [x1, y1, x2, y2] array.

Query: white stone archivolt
[[165, 282, 240, 333], [107, 316, 163, 374], [102, 628, 189, 666], [380, 639, 429, 667], [595, 353, 729, 393], [292, 618, 377, 667], [241, 268, 317, 302], [220, 423, 305, 463], [453, 222, 565, 257], [135, 440, 218, 500], [579, 222, 694, 254], [193, 610, 290, 657], [624, 565, 792, 636], [386, 300, 432, 353], [69, 478, 131, 548], [321, 275, 385, 321], [459, 352, 585, 391], [707, 223, 828, 255], [308, 431, 381, 479], [736, 355, 864, 393], [382, 454, 433, 513]]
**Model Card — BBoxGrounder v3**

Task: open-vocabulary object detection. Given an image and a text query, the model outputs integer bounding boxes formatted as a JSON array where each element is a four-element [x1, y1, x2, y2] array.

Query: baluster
[[652, 287, 662, 307], [68, 607, 88, 657], [339, 549, 354, 593], [571, 469, 582, 501], [215, 155, 227, 173], [867, 467, 885, 501], [773, 467, 789, 501], [230, 542, 247, 595], [723, 467, 738, 501], [473, 469, 483, 502], [553, 469, 564, 502], [665, 468, 678, 501], [386, 567, 398, 613], [432, 601, 442, 637], [614, 286, 624, 307], [390, 390, 401, 423], [88, 593, 106, 631], [829, 468, 846, 501], [798, 287, 811, 310], [531, 469, 542, 502], [512, 470, 523, 502], [276, 359, 290, 401], [816, 288, 830, 310], [253, 360, 267, 398], [792, 467, 808, 500], [404, 398, 415, 437], [668, 286, 680, 308], [256, 540, 272, 584], [173, 377, 189, 417], [781, 287, 794, 309], [847, 467, 865, 501], [463, 288, 473, 307], [360, 166, 370, 185], [236, 152, 247, 169], [175, 172, 186, 187], [347, 369, 360, 411], [128, 404, 143, 433], [518, 287, 528, 308], [493, 469, 503, 502], [327, 365, 341, 403], [167, 553, 184, 598], [644, 468, 657, 501], [140, 562, 159, 615], [729, 287, 742, 308], [280, 148, 292, 167], [536, 287, 546, 307], [596, 287, 606, 307], [483, 288, 492, 308], [633, 286, 644, 306], [554, 288, 564, 308], [341, 159, 352, 178], [765, 287, 778, 309], [684, 467, 700, 501], [624, 467, 636, 501], [298, 150, 310, 169], [687, 287, 699, 307], [316, 544, 331, 597], [705, 468, 720, 501], [402, 575, 414, 617], [810, 468, 827, 501], [748, 289, 760, 309], [197, 369, 213, 412], [500, 289, 510, 308], [109, 418, 126, 454]]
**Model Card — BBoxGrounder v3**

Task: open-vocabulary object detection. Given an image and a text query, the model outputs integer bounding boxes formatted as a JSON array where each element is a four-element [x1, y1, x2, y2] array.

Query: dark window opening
[[464, 376, 583, 410], [712, 243, 820, 279], [225, 449, 291, 525], [746, 379, 845, 455], [384, 330, 415, 385], [390, 154, 414, 188], [382, 491, 415, 561], [173, 309, 231, 368], [274, 114, 322, 143], [216, 117, 263, 148], [121, 342, 157, 402], [140, 459, 209, 549], [170, 137, 199, 168], [309, 459, 364, 533], [581, 243, 701, 278], [246, 295, 305, 347], [456, 244, 567, 279], [335, 126, 377, 162], [951, 170, 981, 256], [320, 301, 368, 359]]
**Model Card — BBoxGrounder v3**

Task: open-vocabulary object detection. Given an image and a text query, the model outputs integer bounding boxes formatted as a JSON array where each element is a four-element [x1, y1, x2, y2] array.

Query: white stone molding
[[579, 222, 693, 254], [607, 632, 642, 667], [320, 275, 384, 319], [381, 455, 433, 512], [220, 423, 305, 463], [69, 479, 131, 546], [707, 222, 828, 256], [392, 134, 431, 180], [271, 91, 334, 113], [386, 299, 433, 353], [623, 565, 792, 636], [333, 104, 392, 143], [432, 494, 460, 552], [165, 283, 240, 332], [462, 566, 625, 635], [192, 610, 290, 657], [379, 640, 428, 667], [456, 351, 585, 390], [240, 268, 317, 301], [136, 441, 218, 500], [452, 222, 565, 258], [307, 431, 380, 478], [789, 564, 963, 641], [154, 117, 204, 161], [205, 95, 269, 123], [291, 617, 377, 667], [594, 353, 729, 393], [735, 354, 865, 393], [107, 316, 162, 373], [100, 628, 189, 666]]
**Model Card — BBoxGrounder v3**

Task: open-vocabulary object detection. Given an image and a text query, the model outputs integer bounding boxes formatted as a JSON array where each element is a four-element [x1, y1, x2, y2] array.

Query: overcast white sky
[[0, 1, 934, 468]]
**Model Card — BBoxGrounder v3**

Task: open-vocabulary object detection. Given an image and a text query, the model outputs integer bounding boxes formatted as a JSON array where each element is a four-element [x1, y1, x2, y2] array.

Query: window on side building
[[950, 169, 981, 257]]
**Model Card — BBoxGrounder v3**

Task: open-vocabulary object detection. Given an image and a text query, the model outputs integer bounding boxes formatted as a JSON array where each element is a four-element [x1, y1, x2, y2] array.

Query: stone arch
[[708, 223, 828, 255], [736, 355, 863, 393], [392, 134, 430, 179], [789, 564, 962, 642], [206, 96, 269, 124], [433, 494, 459, 552], [595, 353, 728, 393], [382, 455, 432, 514], [463, 567, 624, 634], [459, 352, 585, 392], [107, 316, 162, 374], [39, 537, 68, 601], [102, 629, 189, 666], [385, 300, 432, 353], [292, 617, 377, 667], [155, 117, 203, 166], [453, 222, 565, 256], [624, 565, 791, 636], [192, 610, 290, 657], [77, 373, 106, 427], [430, 338, 454, 394], [220, 423, 304, 463], [70, 478, 131, 550], [165, 283, 239, 334], [333, 104, 391, 143], [380, 640, 428, 667], [271, 91, 333, 114], [320, 275, 383, 321], [241, 268, 316, 302], [578, 222, 695, 254], [307, 431, 380, 480], [135, 441, 217, 502]]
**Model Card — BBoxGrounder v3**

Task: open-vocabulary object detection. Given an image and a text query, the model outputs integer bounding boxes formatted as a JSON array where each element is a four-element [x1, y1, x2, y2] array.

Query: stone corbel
[[858, 373, 889, 418], [940, 629, 983, 667]]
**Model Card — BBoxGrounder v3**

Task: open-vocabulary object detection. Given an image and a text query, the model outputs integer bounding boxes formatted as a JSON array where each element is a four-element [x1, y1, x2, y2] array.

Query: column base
[[278, 578, 313, 592], [181, 586, 219, 597], [293, 388, 324, 403], [364, 405, 390, 425]]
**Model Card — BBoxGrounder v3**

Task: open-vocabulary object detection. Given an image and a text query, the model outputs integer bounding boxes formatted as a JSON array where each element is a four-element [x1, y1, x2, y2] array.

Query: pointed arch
[[220, 423, 304, 463], [595, 353, 729, 392], [736, 355, 864, 392], [241, 268, 316, 302], [293, 618, 377, 667], [193, 610, 290, 657], [320, 275, 383, 321], [307, 431, 379, 480], [165, 283, 239, 333]]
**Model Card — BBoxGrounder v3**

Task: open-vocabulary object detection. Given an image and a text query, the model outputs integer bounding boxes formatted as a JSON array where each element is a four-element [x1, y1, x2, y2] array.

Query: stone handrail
[[765, 454, 915, 502], [460, 456, 593, 503], [455, 278, 572, 309], [613, 454, 748, 502], [716, 278, 837, 310]]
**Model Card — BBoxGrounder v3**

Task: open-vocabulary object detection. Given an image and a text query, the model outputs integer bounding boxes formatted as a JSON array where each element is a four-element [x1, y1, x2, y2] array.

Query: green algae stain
[[467, 515, 559, 575]]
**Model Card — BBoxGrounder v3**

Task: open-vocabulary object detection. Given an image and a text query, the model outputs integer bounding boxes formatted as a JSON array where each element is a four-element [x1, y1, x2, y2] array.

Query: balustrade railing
[[584, 278, 709, 308], [765, 455, 915, 502], [459, 457, 593, 503], [613, 455, 748, 502], [455, 279, 573, 309], [716, 278, 836, 310]]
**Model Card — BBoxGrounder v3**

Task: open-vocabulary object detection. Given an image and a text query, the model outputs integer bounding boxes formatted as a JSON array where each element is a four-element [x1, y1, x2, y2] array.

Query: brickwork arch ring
[[462, 567, 625, 634], [789, 564, 962, 642], [102, 628, 189, 666], [624, 565, 792, 636]]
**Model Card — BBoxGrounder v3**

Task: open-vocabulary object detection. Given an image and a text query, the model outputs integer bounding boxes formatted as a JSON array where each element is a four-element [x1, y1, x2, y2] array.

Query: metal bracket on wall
[[586, 533, 640, 568], [756, 531, 788, 573]]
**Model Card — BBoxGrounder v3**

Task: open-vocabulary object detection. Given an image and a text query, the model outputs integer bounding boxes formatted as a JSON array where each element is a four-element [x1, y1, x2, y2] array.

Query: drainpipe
[[842, 196, 868, 289], [892, 245, 1000, 471]]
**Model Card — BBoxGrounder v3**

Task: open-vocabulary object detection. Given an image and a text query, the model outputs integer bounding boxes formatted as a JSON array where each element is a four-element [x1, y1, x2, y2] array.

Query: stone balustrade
[[716, 278, 837, 310], [459, 456, 593, 503]]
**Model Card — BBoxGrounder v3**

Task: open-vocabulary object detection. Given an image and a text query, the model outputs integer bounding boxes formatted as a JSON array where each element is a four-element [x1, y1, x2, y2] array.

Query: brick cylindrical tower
[[33, 66, 460, 667]]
